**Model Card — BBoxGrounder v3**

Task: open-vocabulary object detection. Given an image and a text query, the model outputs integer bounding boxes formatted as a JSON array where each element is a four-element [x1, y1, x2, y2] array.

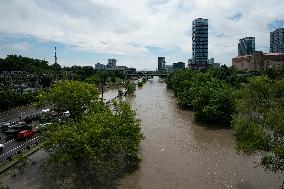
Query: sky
[[0, 0, 284, 70]]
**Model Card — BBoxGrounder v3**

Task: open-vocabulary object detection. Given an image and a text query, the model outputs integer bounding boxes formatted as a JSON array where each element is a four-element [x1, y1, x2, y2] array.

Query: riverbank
[[0, 77, 282, 189]]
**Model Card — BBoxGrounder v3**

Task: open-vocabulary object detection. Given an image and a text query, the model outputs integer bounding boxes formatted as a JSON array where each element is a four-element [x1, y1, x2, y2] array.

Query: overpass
[[126, 71, 168, 78]]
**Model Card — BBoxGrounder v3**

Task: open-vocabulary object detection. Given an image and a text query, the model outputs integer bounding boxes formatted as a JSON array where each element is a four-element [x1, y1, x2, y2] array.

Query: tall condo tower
[[54, 47, 58, 64], [158, 57, 166, 71], [192, 18, 208, 64], [238, 37, 255, 56], [270, 28, 284, 53]]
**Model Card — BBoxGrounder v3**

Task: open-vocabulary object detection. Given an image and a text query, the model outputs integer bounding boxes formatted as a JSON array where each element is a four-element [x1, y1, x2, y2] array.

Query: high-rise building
[[192, 18, 208, 64], [238, 37, 255, 56], [270, 28, 284, 53], [158, 57, 166, 70], [106, 59, 117, 69]]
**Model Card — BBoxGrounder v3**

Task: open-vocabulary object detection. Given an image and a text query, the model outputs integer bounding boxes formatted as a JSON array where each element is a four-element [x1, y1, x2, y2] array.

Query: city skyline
[[0, 0, 284, 70]]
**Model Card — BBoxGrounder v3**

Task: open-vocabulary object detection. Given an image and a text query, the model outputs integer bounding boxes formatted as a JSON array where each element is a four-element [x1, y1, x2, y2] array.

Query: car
[[0, 144, 4, 152], [1, 123, 10, 132], [16, 130, 35, 141], [9, 124, 32, 131]]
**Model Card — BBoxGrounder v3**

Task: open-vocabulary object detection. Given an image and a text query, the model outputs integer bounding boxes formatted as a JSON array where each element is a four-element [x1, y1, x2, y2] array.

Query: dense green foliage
[[137, 78, 146, 87], [124, 81, 136, 95], [232, 76, 284, 174], [36, 80, 99, 120], [37, 80, 143, 187], [167, 67, 284, 180], [166, 68, 237, 125], [137, 81, 144, 87], [0, 55, 49, 73], [0, 90, 35, 111]]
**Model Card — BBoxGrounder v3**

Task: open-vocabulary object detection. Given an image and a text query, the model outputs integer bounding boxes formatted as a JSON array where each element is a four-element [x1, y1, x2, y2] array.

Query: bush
[[124, 81, 136, 95], [137, 81, 144, 87]]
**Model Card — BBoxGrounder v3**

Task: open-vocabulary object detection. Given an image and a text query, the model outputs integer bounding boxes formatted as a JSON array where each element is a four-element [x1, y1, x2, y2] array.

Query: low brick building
[[232, 51, 284, 73]]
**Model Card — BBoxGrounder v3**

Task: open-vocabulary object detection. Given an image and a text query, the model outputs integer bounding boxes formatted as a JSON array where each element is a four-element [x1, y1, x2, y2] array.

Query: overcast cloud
[[0, 0, 283, 69]]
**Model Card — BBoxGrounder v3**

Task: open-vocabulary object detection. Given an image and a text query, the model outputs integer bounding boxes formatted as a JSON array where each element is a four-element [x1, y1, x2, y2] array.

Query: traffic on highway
[[0, 106, 53, 163]]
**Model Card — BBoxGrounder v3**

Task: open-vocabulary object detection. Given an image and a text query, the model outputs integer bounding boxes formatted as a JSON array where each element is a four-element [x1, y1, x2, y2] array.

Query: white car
[[0, 144, 4, 152]]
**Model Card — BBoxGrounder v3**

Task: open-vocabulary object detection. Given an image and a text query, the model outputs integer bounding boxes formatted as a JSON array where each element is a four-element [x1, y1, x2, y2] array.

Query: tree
[[232, 76, 284, 176], [166, 70, 235, 125], [36, 80, 100, 120], [41, 100, 143, 188], [124, 81, 136, 96]]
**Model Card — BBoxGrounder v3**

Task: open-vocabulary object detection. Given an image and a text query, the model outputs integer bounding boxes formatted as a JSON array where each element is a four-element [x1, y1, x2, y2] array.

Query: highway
[[0, 88, 119, 164], [0, 106, 42, 164]]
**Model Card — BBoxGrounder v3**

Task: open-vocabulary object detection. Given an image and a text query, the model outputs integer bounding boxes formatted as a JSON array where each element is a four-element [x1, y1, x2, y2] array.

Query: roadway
[[0, 106, 42, 163], [0, 89, 118, 164]]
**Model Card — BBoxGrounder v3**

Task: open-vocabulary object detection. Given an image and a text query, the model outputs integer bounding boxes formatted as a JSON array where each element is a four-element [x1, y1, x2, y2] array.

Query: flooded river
[[118, 77, 282, 189], [0, 77, 282, 189]]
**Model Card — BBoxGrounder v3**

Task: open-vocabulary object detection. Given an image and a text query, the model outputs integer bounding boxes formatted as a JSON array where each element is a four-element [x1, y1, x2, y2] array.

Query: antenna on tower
[[54, 46, 58, 64]]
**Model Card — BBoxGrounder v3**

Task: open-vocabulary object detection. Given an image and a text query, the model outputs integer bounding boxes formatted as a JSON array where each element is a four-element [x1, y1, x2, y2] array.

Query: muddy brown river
[[0, 76, 283, 189], [118, 77, 282, 189]]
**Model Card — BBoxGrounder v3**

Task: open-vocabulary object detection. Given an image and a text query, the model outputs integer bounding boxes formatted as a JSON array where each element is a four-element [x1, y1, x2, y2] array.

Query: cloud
[[228, 12, 242, 21], [0, 0, 283, 68], [9, 42, 30, 51]]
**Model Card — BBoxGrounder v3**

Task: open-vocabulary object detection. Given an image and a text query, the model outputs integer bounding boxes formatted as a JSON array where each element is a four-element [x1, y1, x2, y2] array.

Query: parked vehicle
[[9, 124, 32, 131], [0, 144, 4, 152], [16, 130, 35, 141], [4, 129, 20, 140], [1, 122, 10, 132]]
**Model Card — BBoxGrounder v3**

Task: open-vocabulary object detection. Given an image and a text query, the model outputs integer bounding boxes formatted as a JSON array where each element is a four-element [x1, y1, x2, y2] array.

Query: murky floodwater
[[118, 77, 282, 189], [0, 77, 282, 189]]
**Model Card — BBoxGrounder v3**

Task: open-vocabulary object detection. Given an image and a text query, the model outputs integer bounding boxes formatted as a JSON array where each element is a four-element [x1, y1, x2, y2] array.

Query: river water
[[118, 77, 282, 189], [0, 76, 282, 189]]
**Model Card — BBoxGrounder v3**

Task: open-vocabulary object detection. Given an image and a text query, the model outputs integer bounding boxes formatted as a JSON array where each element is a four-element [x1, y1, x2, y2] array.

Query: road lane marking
[[0, 136, 39, 158], [4, 139, 14, 145]]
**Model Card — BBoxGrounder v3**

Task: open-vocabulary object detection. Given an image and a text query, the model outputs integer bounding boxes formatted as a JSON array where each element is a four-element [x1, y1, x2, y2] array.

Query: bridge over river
[[126, 71, 168, 78]]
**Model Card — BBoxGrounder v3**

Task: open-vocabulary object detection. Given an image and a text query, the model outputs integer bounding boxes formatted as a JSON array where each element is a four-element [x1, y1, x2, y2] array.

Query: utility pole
[[101, 78, 106, 100]]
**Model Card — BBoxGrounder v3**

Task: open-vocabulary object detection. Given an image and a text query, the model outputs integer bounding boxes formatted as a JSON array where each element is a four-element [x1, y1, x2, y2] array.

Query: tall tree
[[41, 100, 143, 188], [232, 76, 284, 174], [36, 80, 100, 120]]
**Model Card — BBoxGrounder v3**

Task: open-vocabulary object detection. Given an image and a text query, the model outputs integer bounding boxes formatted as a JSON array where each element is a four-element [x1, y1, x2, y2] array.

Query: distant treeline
[[0, 55, 125, 80], [0, 55, 126, 111], [0, 55, 51, 73]]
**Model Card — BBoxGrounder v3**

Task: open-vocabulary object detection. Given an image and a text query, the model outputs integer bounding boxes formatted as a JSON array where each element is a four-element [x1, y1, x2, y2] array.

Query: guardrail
[[0, 136, 40, 165]]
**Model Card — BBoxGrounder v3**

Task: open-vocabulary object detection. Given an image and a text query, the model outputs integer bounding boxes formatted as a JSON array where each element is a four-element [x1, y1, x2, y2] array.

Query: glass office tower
[[192, 18, 208, 64]]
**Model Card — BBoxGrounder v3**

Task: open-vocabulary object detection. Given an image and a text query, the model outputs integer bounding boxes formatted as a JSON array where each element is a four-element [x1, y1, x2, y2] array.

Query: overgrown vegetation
[[232, 76, 284, 175], [166, 67, 239, 125], [166, 66, 284, 183], [37, 80, 143, 188], [0, 90, 36, 111], [138, 78, 147, 87], [124, 81, 136, 96]]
